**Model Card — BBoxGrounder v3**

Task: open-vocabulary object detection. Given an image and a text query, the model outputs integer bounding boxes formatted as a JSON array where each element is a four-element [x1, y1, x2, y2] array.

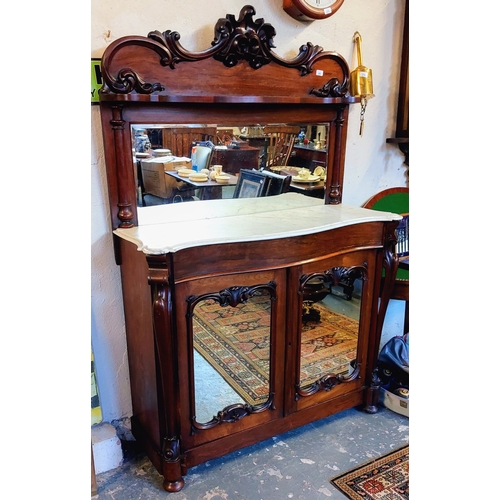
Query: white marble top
[[114, 193, 401, 255]]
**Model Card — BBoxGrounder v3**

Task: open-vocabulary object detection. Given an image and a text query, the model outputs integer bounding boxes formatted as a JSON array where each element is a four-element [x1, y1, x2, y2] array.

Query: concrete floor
[[93, 406, 409, 500]]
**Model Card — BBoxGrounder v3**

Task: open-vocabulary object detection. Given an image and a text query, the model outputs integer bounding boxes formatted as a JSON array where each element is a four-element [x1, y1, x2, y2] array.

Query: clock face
[[282, 0, 345, 22], [304, 0, 335, 7]]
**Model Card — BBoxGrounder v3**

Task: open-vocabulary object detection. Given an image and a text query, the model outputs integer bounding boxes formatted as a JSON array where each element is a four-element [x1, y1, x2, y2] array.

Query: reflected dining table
[[165, 170, 239, 200], [272, 166, 325, 199]]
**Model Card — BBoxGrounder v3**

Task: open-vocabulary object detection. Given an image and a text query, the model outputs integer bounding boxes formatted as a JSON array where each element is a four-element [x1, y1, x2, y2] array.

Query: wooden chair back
[[161, 126, 217, 158], [216, 128, 235, 146], [263, 125, 301, 167]]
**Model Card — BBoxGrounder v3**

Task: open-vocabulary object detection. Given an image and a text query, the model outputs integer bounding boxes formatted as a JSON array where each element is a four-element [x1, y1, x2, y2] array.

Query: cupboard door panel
[[174, 270, 287, 448], [285, 250, 377, 413]]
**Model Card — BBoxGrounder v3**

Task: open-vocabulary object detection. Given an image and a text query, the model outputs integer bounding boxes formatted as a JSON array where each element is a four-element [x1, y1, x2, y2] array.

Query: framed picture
[[91, 58, 102, 104], [233, 169, 268, 198]]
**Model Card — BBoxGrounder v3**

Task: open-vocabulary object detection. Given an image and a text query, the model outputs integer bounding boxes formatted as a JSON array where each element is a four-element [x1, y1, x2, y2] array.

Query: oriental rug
[[330, 445, 409, 500], [192, 297, 358, 405]]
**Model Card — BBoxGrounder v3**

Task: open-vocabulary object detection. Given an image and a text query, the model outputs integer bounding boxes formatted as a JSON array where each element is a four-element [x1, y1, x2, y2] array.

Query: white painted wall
[[91, 0, 407, 423]]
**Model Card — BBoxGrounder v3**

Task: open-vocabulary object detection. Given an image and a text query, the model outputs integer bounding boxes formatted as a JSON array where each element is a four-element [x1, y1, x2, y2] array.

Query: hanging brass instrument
[[349, 31, 374, 98], [349, 32, 374, 135]]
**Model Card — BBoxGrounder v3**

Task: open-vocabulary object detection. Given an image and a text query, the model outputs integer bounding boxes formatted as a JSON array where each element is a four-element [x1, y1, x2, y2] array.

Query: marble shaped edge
[[114, 201, 402, 255]]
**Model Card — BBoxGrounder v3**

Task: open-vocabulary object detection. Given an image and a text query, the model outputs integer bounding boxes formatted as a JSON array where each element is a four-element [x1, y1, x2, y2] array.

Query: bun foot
[[163, 478, 185, 492]]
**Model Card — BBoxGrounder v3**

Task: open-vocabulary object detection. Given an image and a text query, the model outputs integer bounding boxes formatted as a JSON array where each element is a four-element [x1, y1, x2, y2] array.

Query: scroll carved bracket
[[310, 77, 345, 98], [161, 436, 181, 462], [146, 255, 171, 286]]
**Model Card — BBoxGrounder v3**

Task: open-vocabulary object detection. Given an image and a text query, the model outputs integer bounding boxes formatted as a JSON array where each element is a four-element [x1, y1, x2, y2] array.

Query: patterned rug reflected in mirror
[[193, 297, 359, 406]]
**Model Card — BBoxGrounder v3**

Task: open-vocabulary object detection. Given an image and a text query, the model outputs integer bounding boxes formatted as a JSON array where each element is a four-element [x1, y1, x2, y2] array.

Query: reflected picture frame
[[233, 169, 267, 198]]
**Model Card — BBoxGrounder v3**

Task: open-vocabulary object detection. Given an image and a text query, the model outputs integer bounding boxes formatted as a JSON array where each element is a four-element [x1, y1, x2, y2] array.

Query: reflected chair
[[216, 128, 235, 146], [192, 140, 215, 171], [364, 187, 409, 334], [168, 140, 215, 202], [233, 169, 292, 198], [263, 125, 301, 168]]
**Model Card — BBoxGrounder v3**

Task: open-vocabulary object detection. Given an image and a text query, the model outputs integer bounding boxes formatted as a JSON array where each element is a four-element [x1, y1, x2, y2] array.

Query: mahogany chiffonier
[[98, 5, 400, 491]]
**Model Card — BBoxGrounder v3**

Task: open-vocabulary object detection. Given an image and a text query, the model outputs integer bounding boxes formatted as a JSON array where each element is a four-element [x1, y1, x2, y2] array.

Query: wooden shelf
[[386, 138, 409, 165]]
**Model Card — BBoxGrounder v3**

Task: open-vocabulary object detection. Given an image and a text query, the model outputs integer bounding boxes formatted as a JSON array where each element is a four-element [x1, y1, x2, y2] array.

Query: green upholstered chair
[[363, 187, 409, 333]]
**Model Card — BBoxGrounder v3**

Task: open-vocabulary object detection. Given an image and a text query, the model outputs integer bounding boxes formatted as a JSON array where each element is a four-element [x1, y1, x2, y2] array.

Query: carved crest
[[100, 4, 349, 97]]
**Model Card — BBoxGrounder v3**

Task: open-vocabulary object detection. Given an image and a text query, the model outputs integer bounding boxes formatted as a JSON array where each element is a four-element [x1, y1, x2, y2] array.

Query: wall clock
[[282, 0, 345, 22]]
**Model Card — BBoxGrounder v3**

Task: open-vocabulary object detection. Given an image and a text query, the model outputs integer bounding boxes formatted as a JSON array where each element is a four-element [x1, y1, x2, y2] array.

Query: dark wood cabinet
[[211, 145, 260, 174], [98, 5, 400, 492], [289, 144, 327, 169], [114, 197, 399, 490]]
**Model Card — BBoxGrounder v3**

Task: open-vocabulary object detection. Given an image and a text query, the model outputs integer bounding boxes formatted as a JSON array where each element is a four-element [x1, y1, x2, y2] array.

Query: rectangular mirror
[[187, 284, 277, 430], [297, 265, 366, 397], [130, 123, 329, 206]]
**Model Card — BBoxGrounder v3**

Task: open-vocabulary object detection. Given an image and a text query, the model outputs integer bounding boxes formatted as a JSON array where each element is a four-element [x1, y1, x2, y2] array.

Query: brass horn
[[349, 32, 374, 136]]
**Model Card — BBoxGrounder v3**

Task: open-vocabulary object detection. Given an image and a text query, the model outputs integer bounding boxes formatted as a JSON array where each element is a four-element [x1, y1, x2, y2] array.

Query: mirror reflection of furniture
[[263, 125, 301, 168], [162, 126, 217, 158], [216, 128, 236, 146], [139, 157, 196, 206], [192, 140, 215, 171], [289, 144, 327, 170], [211, 142, 261, 175], [363, 187, 409, 334], [233, 169, 292, 198], [165, 169, 239, 201]]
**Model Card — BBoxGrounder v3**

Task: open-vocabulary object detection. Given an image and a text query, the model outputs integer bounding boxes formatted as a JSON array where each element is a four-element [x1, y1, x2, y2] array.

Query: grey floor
[[93, 406, 409, 500]]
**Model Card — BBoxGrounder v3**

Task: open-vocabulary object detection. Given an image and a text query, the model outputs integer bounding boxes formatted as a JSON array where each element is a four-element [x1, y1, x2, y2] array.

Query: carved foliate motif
[[192, 396, 274, 432], [187, 281, 277, 311], [111, 68, 166, 95], [299, 264, 367, 293], [212, 5, 278, 69]]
